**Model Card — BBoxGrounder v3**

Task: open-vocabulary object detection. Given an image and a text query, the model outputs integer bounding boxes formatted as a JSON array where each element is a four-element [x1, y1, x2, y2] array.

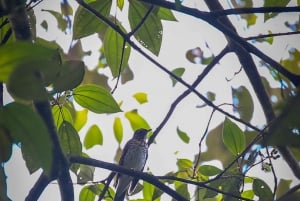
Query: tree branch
[[148, 46, 229, 145], [76, 0, 263, 143], [140, 0, 300, 86], [68, 155, 189, 201], [211, 6, 300, 17], [157, 176, 254, 201]]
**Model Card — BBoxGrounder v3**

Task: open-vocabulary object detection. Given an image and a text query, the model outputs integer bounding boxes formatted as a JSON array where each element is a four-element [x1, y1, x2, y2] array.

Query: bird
[[113, 128, 151, 201]]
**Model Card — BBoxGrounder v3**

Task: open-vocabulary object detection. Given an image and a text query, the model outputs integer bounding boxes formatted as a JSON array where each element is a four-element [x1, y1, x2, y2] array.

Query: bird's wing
[[114, 139, 133, 187], [128, 148, 148, 194]]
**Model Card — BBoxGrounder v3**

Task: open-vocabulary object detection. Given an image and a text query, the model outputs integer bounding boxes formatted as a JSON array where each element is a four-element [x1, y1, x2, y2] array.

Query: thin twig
[[157, 175, 254, 201], [212, 6, 300, 17], [245, 30, 300, 41]]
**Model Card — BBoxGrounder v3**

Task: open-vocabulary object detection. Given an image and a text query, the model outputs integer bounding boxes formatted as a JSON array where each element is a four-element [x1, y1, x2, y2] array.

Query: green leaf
[[133, 92, 148, 104], [125, 110, 150, 131], [170, 68, 185, 86], [173, 182, 190, 201], [117, 0, 124, 10], [84, 125, 103, 149], [52, 60, 85, 93], [104, 26, 131, 77], [176, 127, 190, 144], [143, 181, 155, 200], [113, 117, 123, 144], [232, 86, 254, 122], [79, 185, 96, 201], [121, 65, 134, 84], [0, 41, 60, 82], [73, 0, 112, 39], [0, 102, 52, 175], [58, 121, 82, 155], [42, 9, 68, 32], [198, 165, 222, 176], [280, 48, 300, 75], [74, 109, 88, 131], [253, 178, 273, 201], [77, 163, 95, 184], [61, 0, 73, 16], [6, 60, 60, 101], [157, 7, 177, 21], [52, 105, 74, 128], [255, 30, 273, 44], [206, 91, 216, 102], [73, 84, 121, 113], [176, 158, 193, 171], [0, 129, 12, 163], [230, 0, 256, 27], [264, 0, 291, 21], [241, 190, 254, 200], [129, 1, 163, 55], [276, 179, 292, 198], [222, 118, 246, 155]]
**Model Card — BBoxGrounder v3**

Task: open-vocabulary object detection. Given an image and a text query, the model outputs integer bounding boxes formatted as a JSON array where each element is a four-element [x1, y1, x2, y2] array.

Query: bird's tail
[[113, 191, 126, 201]]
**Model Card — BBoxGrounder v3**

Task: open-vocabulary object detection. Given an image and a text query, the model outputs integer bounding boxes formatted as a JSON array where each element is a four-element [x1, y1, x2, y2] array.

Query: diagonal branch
[[76, 0, 263, 141], [68, 155, 189, 201], [140, 0, 300, 86], [211, 6, 300, 17], [148, 46, 230, 145]]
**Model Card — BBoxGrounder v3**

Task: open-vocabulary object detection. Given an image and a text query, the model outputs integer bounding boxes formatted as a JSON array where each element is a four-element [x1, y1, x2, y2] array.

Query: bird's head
[[133, 128, 151, 141]]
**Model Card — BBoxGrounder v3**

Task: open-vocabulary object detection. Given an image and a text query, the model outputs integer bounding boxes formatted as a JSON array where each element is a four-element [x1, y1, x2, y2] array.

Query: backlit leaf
[[264, 0, 291, 21], [280, 48, 300, 75], [176, 158, 193, 171], [84, 125, 103, 149], [113, 117, 123, 144], [143, 181, 155, 200], [58, 121, 82, 155], [174, 182, 190, 200], [104, 26, 131, 77], [129, 1, 163, 55], [79, 185, 96, 201], [74, 109, 88, 131], [73, 84, 121, 113], [157, 7, 177, 21], [125, 110, 150, 131], [52, 105, 74, 128], [117, 0, 124, 10], [0, 41, 60, 82], [73, 0, 112, 39], [133, 92, 148, 104], [222, 118, 246, 155]]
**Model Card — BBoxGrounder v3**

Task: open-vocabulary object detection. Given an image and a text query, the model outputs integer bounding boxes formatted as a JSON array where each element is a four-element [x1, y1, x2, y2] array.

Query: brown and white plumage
[[114, 128, 150, 201]]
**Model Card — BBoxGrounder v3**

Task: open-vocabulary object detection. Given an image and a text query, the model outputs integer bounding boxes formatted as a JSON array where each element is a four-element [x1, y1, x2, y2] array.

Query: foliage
[[0, 0, 300, 201]]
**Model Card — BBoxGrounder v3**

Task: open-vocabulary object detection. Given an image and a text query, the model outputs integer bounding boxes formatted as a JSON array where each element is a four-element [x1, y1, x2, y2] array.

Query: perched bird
[[114, 128, 151, 201]]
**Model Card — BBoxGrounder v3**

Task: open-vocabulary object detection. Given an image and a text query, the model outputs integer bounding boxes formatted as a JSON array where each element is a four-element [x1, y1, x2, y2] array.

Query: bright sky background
[[4, 0, 300, 200]]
